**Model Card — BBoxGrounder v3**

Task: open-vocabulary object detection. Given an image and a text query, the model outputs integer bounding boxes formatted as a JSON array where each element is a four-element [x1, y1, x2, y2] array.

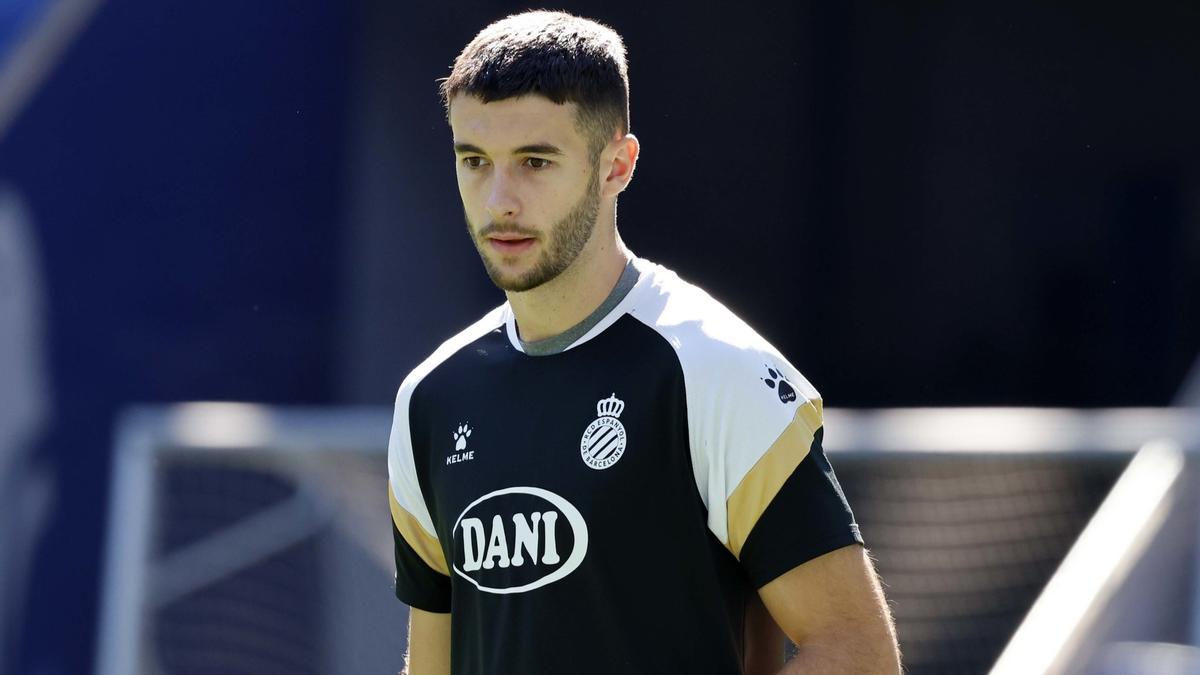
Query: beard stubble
[[470, 167, 601, 293]]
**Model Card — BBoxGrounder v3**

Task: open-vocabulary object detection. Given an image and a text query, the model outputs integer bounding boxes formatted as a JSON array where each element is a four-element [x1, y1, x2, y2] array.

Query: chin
[[491, 262, 565, 293], [491, 273, 542, 293], [481, 260, 534, 293]]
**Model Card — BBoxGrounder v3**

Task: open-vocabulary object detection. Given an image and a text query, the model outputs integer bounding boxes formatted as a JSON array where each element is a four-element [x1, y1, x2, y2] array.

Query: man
[[388, 10, 900, 674]]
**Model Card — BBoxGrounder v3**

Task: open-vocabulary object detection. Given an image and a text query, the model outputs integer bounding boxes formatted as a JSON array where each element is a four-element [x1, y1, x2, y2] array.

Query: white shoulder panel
[[388, 304, 509, 538], [626, 261, 819, 547]]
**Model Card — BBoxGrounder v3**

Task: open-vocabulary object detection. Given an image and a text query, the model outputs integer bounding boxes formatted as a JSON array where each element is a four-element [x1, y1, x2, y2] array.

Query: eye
[[524, 157, 551, 169], [462, 156, 489, 169]]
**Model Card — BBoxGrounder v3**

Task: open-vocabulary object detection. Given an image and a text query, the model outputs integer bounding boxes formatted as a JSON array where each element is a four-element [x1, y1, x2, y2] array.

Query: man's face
[[450, 94, 602, 293]]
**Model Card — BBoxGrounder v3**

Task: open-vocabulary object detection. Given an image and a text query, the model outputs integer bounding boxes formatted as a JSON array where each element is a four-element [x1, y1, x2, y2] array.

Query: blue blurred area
[[0, 1, 351, 672], [0, 0, 50, 60], [1, 1, 1198, 673]]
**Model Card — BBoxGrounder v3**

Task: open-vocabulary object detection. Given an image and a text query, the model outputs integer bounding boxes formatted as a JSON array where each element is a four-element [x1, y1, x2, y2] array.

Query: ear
[[600, 133, 640, 199]]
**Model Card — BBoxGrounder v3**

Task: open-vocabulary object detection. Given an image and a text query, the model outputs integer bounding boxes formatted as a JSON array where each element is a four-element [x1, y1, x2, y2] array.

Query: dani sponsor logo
[[452, 487, 588, 594]]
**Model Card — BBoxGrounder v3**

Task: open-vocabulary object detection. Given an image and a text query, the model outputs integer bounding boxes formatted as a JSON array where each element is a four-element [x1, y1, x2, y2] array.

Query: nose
[[485, 166, 520, 221]]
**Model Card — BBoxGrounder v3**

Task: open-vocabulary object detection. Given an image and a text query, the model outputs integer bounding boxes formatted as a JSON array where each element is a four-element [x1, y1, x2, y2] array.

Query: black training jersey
[[388, 258, 862, 675]]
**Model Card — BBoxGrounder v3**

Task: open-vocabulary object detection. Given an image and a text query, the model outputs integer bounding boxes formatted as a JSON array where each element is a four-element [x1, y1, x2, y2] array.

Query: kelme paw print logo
[[761, 365, 797, 404], [453, 424, 472, 451]]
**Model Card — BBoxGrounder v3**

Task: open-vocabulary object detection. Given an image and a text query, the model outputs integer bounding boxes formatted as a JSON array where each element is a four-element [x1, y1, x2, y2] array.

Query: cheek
[[456, 174, 484, 209], [454, 169, 472, 195], [531, 176, 571, 206]]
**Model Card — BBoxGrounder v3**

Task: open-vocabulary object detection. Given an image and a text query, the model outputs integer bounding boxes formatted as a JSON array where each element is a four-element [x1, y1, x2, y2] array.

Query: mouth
[[487, 234, 537, 255]]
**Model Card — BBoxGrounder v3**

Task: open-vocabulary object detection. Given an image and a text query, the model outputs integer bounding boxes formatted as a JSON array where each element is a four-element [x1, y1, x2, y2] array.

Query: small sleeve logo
[[761, 365, 797, 404], [579, 394, 627, 470]]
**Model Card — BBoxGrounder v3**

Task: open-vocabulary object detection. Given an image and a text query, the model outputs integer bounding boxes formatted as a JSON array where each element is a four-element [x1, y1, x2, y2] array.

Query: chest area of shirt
[[411, 333, 694, 594], [420, 369, 685, 517]]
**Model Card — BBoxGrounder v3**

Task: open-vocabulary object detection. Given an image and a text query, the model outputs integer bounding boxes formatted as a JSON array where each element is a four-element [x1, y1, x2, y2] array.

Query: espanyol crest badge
[[580, 393, 627, 470]]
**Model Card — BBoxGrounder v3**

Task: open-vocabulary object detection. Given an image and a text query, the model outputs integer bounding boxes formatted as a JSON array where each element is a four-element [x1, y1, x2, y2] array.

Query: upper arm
[[758, 544, 900, 673], [406, 607, 451, 675], [668, 327, 881, 663]]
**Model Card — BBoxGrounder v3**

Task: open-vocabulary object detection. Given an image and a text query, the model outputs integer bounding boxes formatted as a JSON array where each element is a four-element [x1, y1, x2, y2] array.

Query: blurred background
[[1, 1, 1198, 674]]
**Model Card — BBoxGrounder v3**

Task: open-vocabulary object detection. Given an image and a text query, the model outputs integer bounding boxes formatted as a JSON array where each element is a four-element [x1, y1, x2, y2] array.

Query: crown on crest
[[596, 393, 625, 418]]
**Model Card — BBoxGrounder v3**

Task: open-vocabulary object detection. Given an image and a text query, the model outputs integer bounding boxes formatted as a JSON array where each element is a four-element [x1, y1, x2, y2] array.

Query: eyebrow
[[453, 142, 565, 156]]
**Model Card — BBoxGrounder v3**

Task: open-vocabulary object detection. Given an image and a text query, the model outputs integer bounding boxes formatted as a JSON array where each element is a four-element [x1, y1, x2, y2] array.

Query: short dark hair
[[439, 10, 630, 162]]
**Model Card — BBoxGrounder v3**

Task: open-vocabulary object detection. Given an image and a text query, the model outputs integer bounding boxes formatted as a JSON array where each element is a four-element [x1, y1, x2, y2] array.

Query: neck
[[506, 223, 631, 343]]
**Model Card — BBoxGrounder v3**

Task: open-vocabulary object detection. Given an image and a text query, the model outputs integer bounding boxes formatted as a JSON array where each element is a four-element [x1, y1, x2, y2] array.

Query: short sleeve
[[390, 487, 451, 611], [388, 379, 451, 612], [731, 404, 863, 587], [684, 347, 862, 587], [623, 263, 862, 587]]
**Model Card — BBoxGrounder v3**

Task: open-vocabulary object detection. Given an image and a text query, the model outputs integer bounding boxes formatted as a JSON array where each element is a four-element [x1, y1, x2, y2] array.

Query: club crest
[[579, 394, 627, 470]]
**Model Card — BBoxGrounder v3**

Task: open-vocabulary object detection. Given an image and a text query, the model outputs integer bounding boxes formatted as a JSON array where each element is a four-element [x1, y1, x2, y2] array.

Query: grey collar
[[519, 259, 640, 356]]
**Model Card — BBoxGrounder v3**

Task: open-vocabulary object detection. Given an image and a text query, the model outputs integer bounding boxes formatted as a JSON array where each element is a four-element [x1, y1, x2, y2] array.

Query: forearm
[[775, 638, 901, 675], [772, 599, 902, 674], [406, 608, 452, 675]]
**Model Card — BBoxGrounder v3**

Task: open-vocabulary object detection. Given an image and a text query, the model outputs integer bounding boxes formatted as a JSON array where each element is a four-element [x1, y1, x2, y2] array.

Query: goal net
[[97, 405, 408, 675], [99, 404, 1183, 675]]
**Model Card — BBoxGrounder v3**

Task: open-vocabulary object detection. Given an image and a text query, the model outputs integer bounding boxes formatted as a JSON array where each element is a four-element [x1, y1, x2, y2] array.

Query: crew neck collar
[[507, 258, 643, 357]]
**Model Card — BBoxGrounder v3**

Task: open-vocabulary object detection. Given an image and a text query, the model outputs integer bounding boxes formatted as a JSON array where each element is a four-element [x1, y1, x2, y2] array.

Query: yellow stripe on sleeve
[[389, 485, 449, 576], [726, 398, 823, 559]]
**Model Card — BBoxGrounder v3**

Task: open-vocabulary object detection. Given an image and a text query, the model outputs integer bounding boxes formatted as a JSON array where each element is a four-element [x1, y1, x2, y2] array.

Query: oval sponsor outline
[[451, 486, 589, 594]]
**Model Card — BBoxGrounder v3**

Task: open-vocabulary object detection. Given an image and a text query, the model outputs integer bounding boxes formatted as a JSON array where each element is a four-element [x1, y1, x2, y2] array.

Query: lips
[[488, 235, 536, 255]]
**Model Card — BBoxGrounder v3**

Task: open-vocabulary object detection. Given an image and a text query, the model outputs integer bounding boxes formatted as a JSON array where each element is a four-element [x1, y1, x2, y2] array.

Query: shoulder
[[625, 259, 819, 405], [394, 303, 508, 407], [625, 260, 827, 552], [388, 304, 506, 516]]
